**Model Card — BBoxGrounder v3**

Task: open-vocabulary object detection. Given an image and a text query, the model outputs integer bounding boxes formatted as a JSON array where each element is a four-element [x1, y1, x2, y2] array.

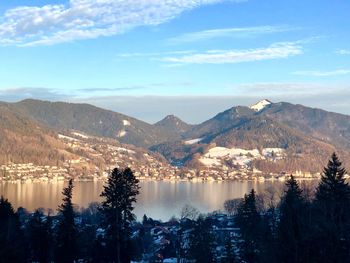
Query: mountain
[[0, 103, 173, 179], [260, 102, 350, 149], [153, 100, 350, 172], [2, 98, 350, 175], [154, 114, 192, 137], [184, 106, 255, 141], [0, 104, 73, 166], [6, 99, 175, 147]]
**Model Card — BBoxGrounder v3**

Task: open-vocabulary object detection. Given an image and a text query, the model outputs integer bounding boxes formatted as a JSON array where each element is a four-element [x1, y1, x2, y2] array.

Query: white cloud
[[117, 50, 196, 58], [0, 0, 243, 46], [236, 82, 347, 96], [167, 25, 297, 44], [336, 49, 350, 55], [161, 42, 302, 64], [292, 69, 350, 77]]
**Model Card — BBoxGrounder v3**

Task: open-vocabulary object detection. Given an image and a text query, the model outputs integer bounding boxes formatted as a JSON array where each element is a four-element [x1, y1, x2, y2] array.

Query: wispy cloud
[[292, 69, 350, 77], [0, 0, 244, 47], [236, 82, 347, 95], [77, 82, 193, 93], [0, 87, 70, 101], [117, 50, 196, 58], [161, 42, 302, 64], [335, 49, 350, 55], [78, 86, 148, 93], [167, 25, 298, 44]]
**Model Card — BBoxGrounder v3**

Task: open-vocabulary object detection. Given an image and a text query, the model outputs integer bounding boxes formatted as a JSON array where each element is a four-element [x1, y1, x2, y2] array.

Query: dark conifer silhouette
[[278, 175, 308, 263], [236, 189, 262, 263], [100, 167, 140, 263], [55, 179, 78, 263], [188, 216, 215, 263], [26, 209, 53, 263], [313, 153, 350, 262], [0, 196, 26, 262]]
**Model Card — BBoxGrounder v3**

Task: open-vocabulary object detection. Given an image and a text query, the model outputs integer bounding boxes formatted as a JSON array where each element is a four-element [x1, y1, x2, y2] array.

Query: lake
[[0, 180, 316, 221]]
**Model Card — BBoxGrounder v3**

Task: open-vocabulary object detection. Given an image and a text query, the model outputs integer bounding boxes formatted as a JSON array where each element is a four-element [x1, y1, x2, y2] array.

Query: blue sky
[[0, 0, 349, 123]]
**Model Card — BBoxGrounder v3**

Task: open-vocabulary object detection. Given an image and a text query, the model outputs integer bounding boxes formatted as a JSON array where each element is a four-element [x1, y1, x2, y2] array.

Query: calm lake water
[[0, 180, 316, 221]]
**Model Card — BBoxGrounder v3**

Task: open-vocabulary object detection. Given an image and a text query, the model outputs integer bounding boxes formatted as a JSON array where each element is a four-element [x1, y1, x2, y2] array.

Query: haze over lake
[[0, 180, 316, 221]]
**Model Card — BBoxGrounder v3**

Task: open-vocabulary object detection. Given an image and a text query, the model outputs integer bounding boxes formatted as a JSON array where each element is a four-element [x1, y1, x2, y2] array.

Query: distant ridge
[[2, 98, 350, 173], [7, 99, 175, 147], [154, 114, 191, 135]]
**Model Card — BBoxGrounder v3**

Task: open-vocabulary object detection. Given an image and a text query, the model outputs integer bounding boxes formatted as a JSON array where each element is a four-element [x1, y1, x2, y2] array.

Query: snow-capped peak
[[250, 99, 272, 112]]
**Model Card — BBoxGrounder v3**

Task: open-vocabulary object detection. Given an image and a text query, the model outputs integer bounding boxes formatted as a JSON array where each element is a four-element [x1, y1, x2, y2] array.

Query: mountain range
[[1, 98, 350, 174]]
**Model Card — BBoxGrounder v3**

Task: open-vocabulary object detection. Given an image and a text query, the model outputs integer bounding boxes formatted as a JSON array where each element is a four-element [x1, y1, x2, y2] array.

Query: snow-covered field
[[72, 132, 89, 139], [199, 146, 285, 167], [184, 138, 203, 145], [58, 134, 80, 142]]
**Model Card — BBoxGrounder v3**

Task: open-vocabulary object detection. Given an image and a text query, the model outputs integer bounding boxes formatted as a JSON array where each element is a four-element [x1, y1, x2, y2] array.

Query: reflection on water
[[0, 180, 315, 221]]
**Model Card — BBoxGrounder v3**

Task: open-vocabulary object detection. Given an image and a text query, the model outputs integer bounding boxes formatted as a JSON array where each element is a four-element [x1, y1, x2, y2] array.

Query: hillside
[[154, 115, 192, 137], [7, 99, 175, 147], [260, 102, 350, 149], [2, 98, 350, 176], [0, 104, 73, 166]]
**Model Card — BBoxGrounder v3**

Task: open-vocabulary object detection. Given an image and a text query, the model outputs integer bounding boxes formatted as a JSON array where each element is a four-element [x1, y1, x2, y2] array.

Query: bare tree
[[224, 198, 242, 216], [180, 204, 199, 220]]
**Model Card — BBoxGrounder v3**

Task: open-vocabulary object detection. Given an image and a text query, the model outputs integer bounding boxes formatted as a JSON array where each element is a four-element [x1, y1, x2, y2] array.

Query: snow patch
[[117, 130, 127, 137], [184, 138, 203, 145], [262, 148, 285, 159], [72, 132, 89, 139], [206, 147, 261, 158], [116, 147, 135, 154], [58, 134, 80, 142], [199, 146, 286, 168], [199, 147, 260, 167], [123, 119, 131, 126], [250, 99, 272, 112]]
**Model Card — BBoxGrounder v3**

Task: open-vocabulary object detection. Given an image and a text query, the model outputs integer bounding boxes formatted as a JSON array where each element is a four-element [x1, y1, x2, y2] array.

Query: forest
[[1, 153, 350, 263]]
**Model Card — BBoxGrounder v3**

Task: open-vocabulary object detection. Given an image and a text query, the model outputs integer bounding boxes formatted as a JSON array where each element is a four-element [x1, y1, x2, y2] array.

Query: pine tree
[[26, 209, 52, 263], [313, 153, 350, 262], [55, 179, 78, 263], [236, 189, 261, 263], [0, 196, 26, 262], [100, 167, 140, 263], [188, 216, 215, 263], [278, 175, 307, 263]]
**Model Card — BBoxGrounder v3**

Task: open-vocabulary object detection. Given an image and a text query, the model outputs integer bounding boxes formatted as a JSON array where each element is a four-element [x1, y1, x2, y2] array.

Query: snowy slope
[[250, 99, 272, 112]]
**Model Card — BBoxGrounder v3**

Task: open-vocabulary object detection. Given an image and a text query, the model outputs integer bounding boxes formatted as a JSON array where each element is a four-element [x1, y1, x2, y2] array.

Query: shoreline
[[0, 176, 320, 184]]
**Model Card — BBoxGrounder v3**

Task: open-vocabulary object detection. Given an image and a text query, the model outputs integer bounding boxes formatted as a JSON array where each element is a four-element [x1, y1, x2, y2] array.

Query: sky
[[0, 0, 349, 123]]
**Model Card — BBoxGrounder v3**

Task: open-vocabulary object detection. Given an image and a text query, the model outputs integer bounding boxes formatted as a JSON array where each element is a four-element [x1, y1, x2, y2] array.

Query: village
[[0, 131, 323, 183]]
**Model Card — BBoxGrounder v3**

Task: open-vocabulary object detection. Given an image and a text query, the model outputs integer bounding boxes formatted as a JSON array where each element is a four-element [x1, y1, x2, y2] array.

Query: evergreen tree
[[100, 167, 140, 263], [278, 175, 307, 263], [26, 209, 52, 263], [313, 153, 350, 262], [223, 233, 237, 263], [0, 196, 26, 262], [188, 216, 215, 263], [55, 179, 78, 263], [236, 189, 261, 263]]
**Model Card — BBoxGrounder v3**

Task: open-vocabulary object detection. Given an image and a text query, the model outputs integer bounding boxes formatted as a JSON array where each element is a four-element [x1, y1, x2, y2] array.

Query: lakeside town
[[0, 161, 322, 183], [0, 130, 327, 183], [0, 130, 329, 183]]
